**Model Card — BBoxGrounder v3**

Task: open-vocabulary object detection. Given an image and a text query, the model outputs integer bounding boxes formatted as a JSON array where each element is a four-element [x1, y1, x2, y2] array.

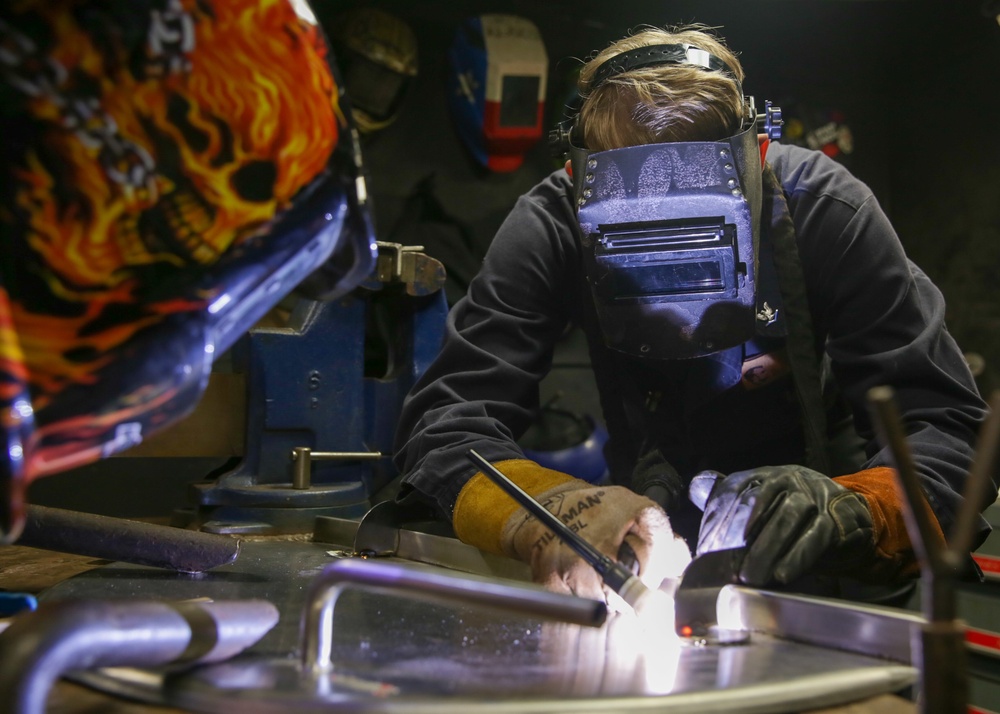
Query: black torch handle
[[466, 449, 633, 590]]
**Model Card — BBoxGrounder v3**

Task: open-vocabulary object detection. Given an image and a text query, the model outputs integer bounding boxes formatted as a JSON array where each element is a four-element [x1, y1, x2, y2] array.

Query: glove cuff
[[834, 467, 945, 580], [453, 459, 577, 556]]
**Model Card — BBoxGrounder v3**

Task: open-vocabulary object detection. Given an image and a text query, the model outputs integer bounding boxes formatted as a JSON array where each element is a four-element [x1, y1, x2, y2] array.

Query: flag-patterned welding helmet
[[447, 14, 548, 172], [0, 0, 378, 542]]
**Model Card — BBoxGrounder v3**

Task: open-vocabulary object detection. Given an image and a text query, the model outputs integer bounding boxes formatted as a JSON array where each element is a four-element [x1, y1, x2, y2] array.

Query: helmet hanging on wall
[[330, 7, 418, 134], [447, 14, 548, 172]]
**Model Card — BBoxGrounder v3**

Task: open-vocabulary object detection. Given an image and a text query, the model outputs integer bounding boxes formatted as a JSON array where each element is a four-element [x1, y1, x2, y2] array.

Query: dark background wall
[[29, 0, 1000, 516]]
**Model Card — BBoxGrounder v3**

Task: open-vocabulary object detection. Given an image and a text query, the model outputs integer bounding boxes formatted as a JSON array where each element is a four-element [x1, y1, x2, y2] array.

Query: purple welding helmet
[[550, 44, 784, 361], [0, 0, 377, 542]]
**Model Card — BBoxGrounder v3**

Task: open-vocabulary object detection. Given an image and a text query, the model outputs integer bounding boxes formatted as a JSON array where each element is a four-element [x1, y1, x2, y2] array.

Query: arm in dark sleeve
[[771, 144, 991, 546], [392, 174, 580, 519]]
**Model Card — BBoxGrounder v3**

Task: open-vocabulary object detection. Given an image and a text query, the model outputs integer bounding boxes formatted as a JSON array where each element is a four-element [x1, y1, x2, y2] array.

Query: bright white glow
[[8, 444, 23, 460], [716, 584, 748, 630], [13, 399, 33, 419], [102, 422, 143, 457], [605, 588, 633, 615], [288, 0, 317, 25], [536, 584, 682, 697], [208, 293, 232, 314], [632, 589, 682, 694], [205, 343, 215, 355]]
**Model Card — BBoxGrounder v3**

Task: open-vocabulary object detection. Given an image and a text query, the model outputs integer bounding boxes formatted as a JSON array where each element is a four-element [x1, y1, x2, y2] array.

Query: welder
[[393, 25, 992, 603]]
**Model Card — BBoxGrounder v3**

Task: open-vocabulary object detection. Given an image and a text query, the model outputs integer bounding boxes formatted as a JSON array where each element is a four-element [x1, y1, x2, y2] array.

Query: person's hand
[[453, 459, 690, 603], [502, 481, 691, 601], [692, 464, 875, 586]]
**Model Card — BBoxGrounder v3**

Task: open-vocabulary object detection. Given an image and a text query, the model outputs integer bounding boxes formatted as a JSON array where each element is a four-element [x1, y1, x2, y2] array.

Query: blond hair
[[578, 26, 745, 151]]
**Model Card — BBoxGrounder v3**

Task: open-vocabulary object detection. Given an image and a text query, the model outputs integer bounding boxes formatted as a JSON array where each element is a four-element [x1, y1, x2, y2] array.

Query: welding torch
[[466, 449, 651, 610]]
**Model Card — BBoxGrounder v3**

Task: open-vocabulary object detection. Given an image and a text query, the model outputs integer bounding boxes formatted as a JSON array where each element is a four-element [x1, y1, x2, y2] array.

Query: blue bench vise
[[186, 243, 447, 535]]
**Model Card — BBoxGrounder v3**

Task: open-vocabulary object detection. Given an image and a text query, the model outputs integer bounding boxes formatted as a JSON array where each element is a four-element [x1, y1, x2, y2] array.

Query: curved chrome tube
[[300, 558, 607, 674], [0, 598, 278, 714]]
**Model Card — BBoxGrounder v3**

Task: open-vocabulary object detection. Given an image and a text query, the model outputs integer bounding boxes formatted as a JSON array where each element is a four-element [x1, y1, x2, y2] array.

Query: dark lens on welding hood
[[500, 75, 540, 127], [594, 220, 739, 303], [344, 55, 407, 120], [609, 260, 725, 299]]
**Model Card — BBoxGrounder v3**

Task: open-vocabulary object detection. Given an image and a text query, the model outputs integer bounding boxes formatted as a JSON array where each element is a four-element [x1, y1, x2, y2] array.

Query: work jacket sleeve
[[393, 171, 580, 519], [770, 143, 991, 547]]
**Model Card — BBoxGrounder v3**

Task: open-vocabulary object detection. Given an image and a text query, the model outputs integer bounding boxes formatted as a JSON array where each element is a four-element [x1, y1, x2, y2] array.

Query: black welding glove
[[691, 465, 876, 586], [631, 447, 685, 510]]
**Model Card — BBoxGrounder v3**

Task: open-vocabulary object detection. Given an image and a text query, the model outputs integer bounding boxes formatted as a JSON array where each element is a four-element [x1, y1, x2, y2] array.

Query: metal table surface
[[29, 537, 918, 714]]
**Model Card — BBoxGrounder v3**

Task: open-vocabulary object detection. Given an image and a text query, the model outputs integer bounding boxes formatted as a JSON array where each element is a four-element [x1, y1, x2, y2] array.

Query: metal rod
[[949, 389, 1000, 559], [1, 466, 25, 544], [290, 447, 383, 490], [292, 447, 312, 489], [467, 450, 606, 565], [16, 505, 240, 573], [0, 599, 278, 714], [866, 386, 947, 576], [298, 451, 383, 461], [866, 385, 971, 714], [300, 558, 606, 674], [466, 449, 649, 608]]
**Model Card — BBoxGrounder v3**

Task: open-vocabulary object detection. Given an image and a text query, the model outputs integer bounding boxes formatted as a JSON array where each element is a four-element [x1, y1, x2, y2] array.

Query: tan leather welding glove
[[453, 459, 691, 601]]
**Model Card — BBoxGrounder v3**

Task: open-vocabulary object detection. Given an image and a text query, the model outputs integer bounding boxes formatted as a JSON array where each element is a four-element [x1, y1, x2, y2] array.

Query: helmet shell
[[0, 0, 377, 540], [331, 8, 418, 134], [447, 14, 548, 172]]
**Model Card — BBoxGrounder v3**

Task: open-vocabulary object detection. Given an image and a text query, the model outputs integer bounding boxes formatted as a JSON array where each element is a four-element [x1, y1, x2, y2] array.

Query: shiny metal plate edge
[[163, 663, 917, 714], [314, 515, 531, 581], [718, 585, 924, 663]]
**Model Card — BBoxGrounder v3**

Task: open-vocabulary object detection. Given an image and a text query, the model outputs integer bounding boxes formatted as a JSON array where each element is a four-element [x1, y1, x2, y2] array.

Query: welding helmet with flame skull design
[[0, 0, 377, 542]]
